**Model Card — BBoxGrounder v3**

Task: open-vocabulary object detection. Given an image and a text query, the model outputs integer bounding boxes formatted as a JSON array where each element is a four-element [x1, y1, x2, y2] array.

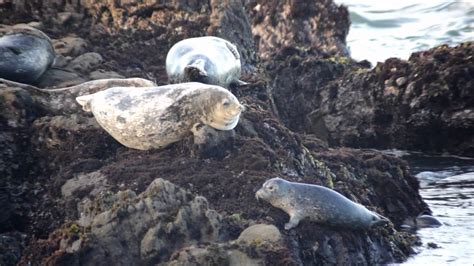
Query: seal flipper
[[229, 79, 249, 89], [76, 94, 94, 112], [225, 42, 240, 60], [184, 59, 208, 82], [285, 213, 303, 230]]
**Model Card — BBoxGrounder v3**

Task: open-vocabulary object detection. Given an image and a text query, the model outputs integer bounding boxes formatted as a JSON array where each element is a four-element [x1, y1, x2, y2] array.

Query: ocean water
[[382, 151, 474, 264], [335, 0, 474, 64]]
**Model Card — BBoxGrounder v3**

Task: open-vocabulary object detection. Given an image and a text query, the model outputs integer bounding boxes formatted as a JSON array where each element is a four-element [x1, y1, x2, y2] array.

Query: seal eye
[[222, 99, 230, 108], [268, 185, 275, 191]]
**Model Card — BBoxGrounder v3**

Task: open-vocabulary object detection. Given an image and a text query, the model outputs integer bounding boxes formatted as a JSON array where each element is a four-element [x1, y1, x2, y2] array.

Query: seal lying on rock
[[0, 77, 156, 115], [255, 177, 389, 230], [76, 82, 244, 150], [166, 36, 246, 88], [0, 24, 55, 84]]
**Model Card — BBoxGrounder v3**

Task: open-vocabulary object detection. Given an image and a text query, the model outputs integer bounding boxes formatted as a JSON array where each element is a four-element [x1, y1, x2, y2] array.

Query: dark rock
[[245, 0, 350, 59], [66, 52, 103, 74], [0, 232, 26, 266], [36, 68, 87, 88]]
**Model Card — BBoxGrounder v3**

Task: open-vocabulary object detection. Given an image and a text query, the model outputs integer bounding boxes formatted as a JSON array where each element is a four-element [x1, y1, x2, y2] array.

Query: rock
[[246, 0, 350, 59], [0, 232, 26, 266], [313, 43, 474, 156], [61, 170, 108, 198], [53, 36, 88, 57], [89, 70, 124, 80], [190, 124, 236, 158], [237, 224, 282, 244], [168, 246, 262, 266], [66, 52, 103, 73], [34, 179, 223, 264], [51, 54, 73, 68], [36, 68, 87, 88]]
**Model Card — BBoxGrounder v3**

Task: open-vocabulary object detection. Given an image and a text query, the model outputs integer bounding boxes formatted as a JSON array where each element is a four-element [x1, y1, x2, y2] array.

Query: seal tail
[[76, 94, 94, 112]]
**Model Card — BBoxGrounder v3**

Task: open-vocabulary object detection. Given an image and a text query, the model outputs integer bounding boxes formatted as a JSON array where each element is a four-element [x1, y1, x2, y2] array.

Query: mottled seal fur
[[0, 24, 55, 84], [76, 82, 244, 150], [0, 77, 156, 115], [166, 36, 246, 88], [255, 177, 389, 230]]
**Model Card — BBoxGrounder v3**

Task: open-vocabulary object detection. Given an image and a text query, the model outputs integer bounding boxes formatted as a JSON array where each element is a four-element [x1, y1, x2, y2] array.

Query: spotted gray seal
[[255, 177, 389, 230], [166, 36, 246, 88], [76, 82, 244, 150], [0, 24, 55, 84]]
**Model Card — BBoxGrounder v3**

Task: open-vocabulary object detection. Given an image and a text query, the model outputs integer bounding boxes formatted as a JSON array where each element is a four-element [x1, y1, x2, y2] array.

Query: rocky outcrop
[[243, 1, 473, 156], [245, 0, 350, 59], [0, 0, 447, 265], [265, 42, 473, 156], [314, 43, 474, 155]]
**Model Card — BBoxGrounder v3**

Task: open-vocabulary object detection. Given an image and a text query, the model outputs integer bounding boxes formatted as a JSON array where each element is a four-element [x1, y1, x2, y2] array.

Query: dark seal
[[0, 24, 55, 84]]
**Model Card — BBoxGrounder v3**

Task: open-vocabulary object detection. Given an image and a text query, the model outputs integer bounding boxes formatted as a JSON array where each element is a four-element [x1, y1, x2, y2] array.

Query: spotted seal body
[[166, 36, 245, 88], [76, 82, 244, 150], [0, 25, 55, 84], [255, 177, 389, 230]]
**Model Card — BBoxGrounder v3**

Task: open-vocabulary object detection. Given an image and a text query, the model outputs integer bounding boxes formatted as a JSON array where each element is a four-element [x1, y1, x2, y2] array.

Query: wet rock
[[237, 224, 282, 244]]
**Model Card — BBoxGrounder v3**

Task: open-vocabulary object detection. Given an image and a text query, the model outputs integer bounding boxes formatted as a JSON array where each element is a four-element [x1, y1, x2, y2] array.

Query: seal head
[[256, 177, 389, 230]]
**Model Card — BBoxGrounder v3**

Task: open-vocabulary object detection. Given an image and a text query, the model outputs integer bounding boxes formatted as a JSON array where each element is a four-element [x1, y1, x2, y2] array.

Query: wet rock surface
[[0, 0, 468, 265]]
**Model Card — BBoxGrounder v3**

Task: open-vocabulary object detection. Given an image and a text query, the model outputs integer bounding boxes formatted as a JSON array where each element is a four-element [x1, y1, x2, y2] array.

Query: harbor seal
[[76, 82, 244, 150], [415, 211, 442, 228], [255, 177, 389, 230], [0, 77, 156, 115], [166, 36, 246, 88], [402, 210, 442, 229], [0, 24, 55, 84]]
